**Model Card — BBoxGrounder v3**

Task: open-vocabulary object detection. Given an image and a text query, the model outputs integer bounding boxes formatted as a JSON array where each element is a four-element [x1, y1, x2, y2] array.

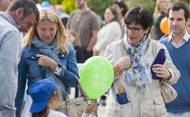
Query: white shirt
[[48, 110, 67, 117], [169, 31, 190, 48], [93, 21, 122, 56]]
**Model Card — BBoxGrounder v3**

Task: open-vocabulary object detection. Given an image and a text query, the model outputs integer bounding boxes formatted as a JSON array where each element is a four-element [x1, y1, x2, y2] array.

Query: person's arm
[[82, 103, 96, 117], [36, 43, 79, 87], [66, 10, 76, 31], [36, 54, 59, 71], [15, 49, 28, 117], [104, 42, 131, 82], [57, 43, 79, 87], [86, 30, 98, 51], [153, 42, 181, 84], [87, 12, 100, 51], [114, 56, 131, 75], [161, 46, 180, 84], [0, 30, 21, 113]]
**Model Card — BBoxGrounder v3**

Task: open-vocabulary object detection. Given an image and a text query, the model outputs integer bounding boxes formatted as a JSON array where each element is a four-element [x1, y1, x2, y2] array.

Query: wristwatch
[[54, 65, 61, 72]]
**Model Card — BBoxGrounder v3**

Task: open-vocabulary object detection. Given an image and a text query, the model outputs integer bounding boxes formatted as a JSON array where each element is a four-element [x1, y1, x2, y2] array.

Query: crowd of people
[[0, 0, 190, 117]]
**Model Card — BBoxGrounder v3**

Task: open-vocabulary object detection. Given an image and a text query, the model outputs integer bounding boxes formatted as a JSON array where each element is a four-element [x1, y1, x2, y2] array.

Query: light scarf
[[124, 34, 152, 92], [31, 37, 67, 98]]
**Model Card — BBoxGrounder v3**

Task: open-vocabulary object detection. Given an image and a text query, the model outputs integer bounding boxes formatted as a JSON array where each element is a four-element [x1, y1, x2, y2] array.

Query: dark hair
[[124, 6, 153, 30], [107, 7, 120, 23], [8, 0, 39, 22], [114, 0, 128, 16], [31, 88, 61, 117], [32, 106, 49, 117], [167, 2, 189, 21]]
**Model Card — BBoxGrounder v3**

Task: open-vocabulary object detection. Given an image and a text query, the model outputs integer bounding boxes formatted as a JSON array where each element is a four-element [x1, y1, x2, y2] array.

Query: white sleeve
[[53, 66, 62, 75]]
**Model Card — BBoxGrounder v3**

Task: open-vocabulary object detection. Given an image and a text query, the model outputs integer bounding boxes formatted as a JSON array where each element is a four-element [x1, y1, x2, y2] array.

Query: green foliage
[[61, 0, 77, 14], [40, 0, 62, 5], [60, 0, 113, 17], [91, 0, 113, 19], [128, 0, 190, 15], [179, 0, 189, 4], [128, 0, 156, 15], [39, 0, 112, 18], [60, 0, 91, 14], [39, 0, 190, 17]]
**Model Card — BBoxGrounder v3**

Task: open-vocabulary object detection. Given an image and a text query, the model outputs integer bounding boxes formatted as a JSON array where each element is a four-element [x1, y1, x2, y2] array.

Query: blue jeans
[[167, 112, 190, 117]]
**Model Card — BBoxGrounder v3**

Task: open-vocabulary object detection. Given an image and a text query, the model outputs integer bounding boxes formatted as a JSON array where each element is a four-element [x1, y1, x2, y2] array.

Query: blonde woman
[[15, 8, 79, 117], [153, 0, 171, 40]]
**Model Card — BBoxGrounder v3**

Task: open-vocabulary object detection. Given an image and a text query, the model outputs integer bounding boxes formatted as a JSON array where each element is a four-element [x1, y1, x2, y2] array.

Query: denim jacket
[[15, 42, 79, 117]]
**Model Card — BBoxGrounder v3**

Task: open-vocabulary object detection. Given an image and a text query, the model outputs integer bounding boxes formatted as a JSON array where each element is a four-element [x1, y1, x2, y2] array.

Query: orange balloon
[[160, 17, 170, 35]]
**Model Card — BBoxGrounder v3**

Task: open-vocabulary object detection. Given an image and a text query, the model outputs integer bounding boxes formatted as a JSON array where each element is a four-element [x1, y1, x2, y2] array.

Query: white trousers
[[21, 95, 32, 117]]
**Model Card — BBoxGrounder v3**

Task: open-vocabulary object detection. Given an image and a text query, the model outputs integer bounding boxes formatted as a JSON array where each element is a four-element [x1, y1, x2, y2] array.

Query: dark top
[[74, 46, 85, 63], [153, 12, 166, 40]]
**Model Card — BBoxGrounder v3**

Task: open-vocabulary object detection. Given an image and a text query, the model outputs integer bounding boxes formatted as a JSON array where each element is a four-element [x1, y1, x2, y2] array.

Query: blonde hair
[[153, 0, 170, 18], [68, 30, 82, 47], [23, 8, 68, 54], [55, 5, 65, 13]]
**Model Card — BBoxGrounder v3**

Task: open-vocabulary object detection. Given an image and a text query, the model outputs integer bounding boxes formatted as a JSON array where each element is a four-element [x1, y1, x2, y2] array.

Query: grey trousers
[[0, 109, 15, 117]]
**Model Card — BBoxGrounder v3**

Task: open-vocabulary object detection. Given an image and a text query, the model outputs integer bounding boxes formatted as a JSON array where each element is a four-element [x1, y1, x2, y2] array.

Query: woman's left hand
[[36, 54, 58, 70], [152, 64, 171, 79]]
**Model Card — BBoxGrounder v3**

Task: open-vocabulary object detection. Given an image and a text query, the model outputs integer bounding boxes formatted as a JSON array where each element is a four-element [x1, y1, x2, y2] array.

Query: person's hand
[[84, 103, 96, 115], [152, 64, 171, 79], [115, 56, 131, 71], [93, 49, 99, 56], [86, 46, 92, 52], [36, 54, 58, 70]]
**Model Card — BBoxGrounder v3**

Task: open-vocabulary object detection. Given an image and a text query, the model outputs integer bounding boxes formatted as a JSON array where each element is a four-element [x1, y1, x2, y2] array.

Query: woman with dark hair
[[104, 6, 180, 117], [93, 7, 122, 56], [113, 0, 128, 26]]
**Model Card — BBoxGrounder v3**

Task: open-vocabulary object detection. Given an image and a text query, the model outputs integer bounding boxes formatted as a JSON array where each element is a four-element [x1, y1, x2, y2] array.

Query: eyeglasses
[[123, 25, 143, 33]]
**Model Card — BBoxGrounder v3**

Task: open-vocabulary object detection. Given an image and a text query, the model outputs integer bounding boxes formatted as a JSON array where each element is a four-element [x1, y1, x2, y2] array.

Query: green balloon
[[80, 56, 114, 99]]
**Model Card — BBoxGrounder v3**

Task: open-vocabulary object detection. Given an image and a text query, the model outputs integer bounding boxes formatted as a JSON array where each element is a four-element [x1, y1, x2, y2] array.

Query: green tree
[[91, 0, 113, 19], [128, 0, 190, 15], [40, 0, 62, 5], [61, 0, 77, 14], [39, 0, 189, 18], [128, 0, 156, 14], [39, 0, 113, 18]]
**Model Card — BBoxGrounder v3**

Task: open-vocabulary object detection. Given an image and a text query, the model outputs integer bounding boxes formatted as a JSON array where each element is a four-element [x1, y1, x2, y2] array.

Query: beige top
[[93, 21, 122, 56], [104, 39, 180, 117]]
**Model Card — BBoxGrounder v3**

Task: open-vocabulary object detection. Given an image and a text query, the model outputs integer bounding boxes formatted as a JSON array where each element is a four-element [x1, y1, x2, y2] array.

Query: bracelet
[[115, 65, 122, 74]]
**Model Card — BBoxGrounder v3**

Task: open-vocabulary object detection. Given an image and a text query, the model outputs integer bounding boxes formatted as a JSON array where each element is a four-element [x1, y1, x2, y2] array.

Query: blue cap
[[29, 78, 56, 113]]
